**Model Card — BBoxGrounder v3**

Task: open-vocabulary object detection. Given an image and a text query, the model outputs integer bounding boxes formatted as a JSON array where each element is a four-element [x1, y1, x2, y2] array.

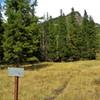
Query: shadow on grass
[[0, 65, 8, 70], [0, 63, 53, 71], [24, 63, 52, 71]]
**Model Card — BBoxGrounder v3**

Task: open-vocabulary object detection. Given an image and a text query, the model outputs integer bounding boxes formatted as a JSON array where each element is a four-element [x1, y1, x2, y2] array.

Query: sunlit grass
[[1, 60, 100, 100]]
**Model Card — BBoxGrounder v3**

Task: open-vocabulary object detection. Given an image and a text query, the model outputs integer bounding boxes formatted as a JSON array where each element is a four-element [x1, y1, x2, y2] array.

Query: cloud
[[36, 0, 100, 23], [1, 0, 100, 23]]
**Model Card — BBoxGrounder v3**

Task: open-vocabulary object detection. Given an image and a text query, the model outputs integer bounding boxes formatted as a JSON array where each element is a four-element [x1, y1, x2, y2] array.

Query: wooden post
[[14, 76, 19, 100], [8, 57, 24, 100], [14, 58, 19, 100]]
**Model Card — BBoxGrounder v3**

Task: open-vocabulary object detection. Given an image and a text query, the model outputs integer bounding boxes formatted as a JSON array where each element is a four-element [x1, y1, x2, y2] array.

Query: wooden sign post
[[14, 76, 19, 100], [8, 67, 24, 100]]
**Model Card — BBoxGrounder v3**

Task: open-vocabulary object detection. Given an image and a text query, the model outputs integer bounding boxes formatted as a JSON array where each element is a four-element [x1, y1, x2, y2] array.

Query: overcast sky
[[0, 0, 100, 23], [35, 0, 100, 23]]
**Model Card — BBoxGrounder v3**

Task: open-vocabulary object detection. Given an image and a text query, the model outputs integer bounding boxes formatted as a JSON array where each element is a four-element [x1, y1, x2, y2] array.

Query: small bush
[[27, 56, 39, 64]]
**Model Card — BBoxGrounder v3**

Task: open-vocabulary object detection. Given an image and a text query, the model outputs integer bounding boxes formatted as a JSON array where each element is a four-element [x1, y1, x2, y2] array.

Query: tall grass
[[0, 60, 100, 100]]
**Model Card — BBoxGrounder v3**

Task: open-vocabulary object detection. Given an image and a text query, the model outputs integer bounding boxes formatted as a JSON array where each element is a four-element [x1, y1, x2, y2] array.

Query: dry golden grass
[[1, 60, 100, 100]]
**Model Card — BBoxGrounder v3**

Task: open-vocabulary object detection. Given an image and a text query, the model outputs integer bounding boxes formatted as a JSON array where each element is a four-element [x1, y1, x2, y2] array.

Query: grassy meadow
[[1, 60, 100, 100]]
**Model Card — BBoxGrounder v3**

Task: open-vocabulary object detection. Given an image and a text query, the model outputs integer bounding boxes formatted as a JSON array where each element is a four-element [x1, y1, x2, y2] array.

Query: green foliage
[[26, 56, 39, 63], [67, 8, 81, 60], [0, 4, 4, 63], [55, 10, 69, 61], [40, 11, 69, 61], [81, 11, 97, 59], [40, 8, 98, 61], [1, 2, 99, 63], [3, 0, 39, 63]]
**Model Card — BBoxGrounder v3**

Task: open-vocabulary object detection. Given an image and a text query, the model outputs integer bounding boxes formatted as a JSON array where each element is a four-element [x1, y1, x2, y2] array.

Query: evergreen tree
[[42, 10, 69, 61], [56, 9, 68, 61], [3, 0, 39, 63], [31, 0, 37, 16], [39, 8, 98, 61], [81, 10, 97, 59], [81, 10, 90, 59], [39, 13, 49, 61], [0, 4, 4, 63], [46, 16, 58, 61], [68, 8, 81, 60], [87, 16, 97, 59]]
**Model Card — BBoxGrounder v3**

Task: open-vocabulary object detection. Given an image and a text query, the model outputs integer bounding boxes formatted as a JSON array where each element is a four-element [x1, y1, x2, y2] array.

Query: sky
[[35, 0, 100, 23], [0, 0, 100, 23]]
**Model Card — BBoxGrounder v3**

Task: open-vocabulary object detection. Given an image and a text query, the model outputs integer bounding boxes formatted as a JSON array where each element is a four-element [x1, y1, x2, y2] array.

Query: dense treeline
[[0, 0, 99, 64], [39, 8, 98, 61]]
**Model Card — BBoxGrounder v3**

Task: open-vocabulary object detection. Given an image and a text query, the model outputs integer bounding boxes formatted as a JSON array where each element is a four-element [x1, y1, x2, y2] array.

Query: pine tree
[[87, 16, 97, 59], [46, 16, 58, 61], [81, 10, 97, 59], [56, 9, 68, 61], [39, 8, 97, 61], [3, 0, 39, 63], [81, 10, 90, 59], [39, 13, 49, 61], [0, 4, 4, 63], [31, 0, 37, 16], [45, 10, 68, 61], [68, 8, 81, 60]]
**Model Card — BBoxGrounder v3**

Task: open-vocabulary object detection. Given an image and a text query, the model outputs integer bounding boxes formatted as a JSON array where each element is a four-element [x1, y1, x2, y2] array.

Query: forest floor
[[1, 60, 100, 100]]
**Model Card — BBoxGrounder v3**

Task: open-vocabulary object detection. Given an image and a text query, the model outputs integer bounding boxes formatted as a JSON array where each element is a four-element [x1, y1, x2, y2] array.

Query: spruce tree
[[3, 0, 39, 63], [46, 16, 58, 61], [39, 13, 50, 61], [81, 10, 90, 59], [68, 8, 81, 60], [81, 10, 97, 59], [0, 4, 4, 63], [87, 16, 97, 59], [46, 10, 68, 61], [56, 9, 68, 61]]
